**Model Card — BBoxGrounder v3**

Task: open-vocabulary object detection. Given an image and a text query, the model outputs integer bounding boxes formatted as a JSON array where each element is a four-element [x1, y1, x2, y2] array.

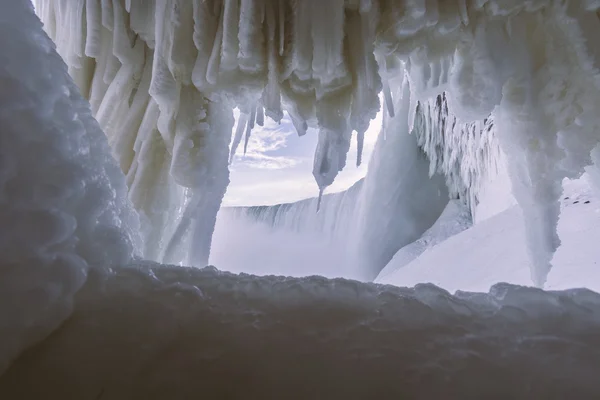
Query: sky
[[223, 109, 383, 207]]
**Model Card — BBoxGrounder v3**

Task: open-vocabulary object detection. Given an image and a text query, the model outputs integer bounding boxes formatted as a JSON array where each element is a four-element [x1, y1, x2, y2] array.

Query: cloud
[[229, 112, 304, 170], [224, 105, 384, 206]]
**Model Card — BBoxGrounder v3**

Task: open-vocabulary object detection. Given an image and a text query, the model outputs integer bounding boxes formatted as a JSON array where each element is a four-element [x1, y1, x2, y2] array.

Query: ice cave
[[2, 0, 600, 398]]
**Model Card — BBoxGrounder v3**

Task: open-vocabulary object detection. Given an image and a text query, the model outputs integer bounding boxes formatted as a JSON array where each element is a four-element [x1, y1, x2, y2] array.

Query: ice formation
[[0, 0, 138, 374], [350, 74, 449, 279], [4, 0, 600, 393], [32, 0, 600, 286]]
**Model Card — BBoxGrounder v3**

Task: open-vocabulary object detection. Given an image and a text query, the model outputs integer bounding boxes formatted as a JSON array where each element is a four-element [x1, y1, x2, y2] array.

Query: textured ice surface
[[0, 0, 137, 375], [8, 2, 600, 394], [2, 264, 600, 399]]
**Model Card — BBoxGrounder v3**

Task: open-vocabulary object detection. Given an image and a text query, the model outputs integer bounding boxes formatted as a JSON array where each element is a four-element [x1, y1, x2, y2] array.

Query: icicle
[[316, 187, 324, 212], [256, 104, 265, 126], [170, 0, 197, 85], [101, 0, 113, 30], [191, 0, 219, 90], [379, 54, 395, 118], [221, 0, 240, 71], [263, 0, 283, 122], [206, 3, 225, 86], [278, 0, 285, 56], [311, 0, 345, 81], [229, 112, 248, 164], [383, 81, 395, 118], [244, 105, 256, 155], [238, 0, 265, 73], [357, 129, 365, 166]]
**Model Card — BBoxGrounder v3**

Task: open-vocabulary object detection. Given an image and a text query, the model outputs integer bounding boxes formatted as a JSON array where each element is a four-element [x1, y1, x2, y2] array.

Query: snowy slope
[[377, 177, 600, 293]]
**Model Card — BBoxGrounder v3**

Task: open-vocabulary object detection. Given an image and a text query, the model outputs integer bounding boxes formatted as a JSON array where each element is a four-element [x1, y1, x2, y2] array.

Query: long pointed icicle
[[256, 104, 265, 126], [230, 112, 249, 164], [383, 80, 395, 118], [244, 105, 257, 154], [316, 187, 324, 213], [357, 129, 365, 166]]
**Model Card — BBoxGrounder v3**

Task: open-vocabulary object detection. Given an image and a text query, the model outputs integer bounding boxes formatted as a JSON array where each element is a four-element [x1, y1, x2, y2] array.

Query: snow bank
[[2, 263, 600, 398], [377, 177, 600, 293], [377, 200, 472, 281], [0, 0, 138, 375]]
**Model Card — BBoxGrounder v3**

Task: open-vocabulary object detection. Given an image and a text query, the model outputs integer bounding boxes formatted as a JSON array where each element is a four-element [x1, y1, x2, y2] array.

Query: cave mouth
[[2, 2, 600, 396]]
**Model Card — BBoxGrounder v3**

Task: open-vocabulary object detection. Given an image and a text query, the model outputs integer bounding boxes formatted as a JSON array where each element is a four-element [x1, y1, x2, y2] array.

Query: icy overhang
[[34, 0, 600, 286]]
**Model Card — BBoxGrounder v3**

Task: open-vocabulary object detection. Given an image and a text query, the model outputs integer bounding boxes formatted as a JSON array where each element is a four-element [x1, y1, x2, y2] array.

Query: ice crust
[[2, 264, 600, 398], [0, 0, 138, 375]]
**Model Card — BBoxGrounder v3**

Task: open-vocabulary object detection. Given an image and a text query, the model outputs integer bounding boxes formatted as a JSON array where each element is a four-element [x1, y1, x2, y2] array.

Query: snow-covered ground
[[3, 263, 600, 399], [377, 176, 600, 293]]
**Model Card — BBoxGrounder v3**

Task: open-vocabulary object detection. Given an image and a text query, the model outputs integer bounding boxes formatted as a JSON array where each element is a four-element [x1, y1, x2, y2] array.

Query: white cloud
[[224, 105, 383, 206]]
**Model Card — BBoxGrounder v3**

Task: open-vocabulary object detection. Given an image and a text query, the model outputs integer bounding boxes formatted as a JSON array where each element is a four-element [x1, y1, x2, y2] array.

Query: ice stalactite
[[492, 4, 600, 286], [412, 93, 500, 219], [0, 0, 138, 375]]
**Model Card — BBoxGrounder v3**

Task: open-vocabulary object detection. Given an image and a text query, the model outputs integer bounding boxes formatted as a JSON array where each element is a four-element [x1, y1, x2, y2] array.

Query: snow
[[0, 0, 137, 375], [3, 263, 600, 398], [376, 200, 472, 282], [377, 176, 600, 293]]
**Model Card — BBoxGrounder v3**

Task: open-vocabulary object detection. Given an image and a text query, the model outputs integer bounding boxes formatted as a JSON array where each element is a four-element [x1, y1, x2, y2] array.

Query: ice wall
[[0, 0, 138, 375], [350, 76, 449, 279]]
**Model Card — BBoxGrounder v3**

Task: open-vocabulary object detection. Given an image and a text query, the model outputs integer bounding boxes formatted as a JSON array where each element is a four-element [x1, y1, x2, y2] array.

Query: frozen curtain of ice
[[34, 0, 600, 289]]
